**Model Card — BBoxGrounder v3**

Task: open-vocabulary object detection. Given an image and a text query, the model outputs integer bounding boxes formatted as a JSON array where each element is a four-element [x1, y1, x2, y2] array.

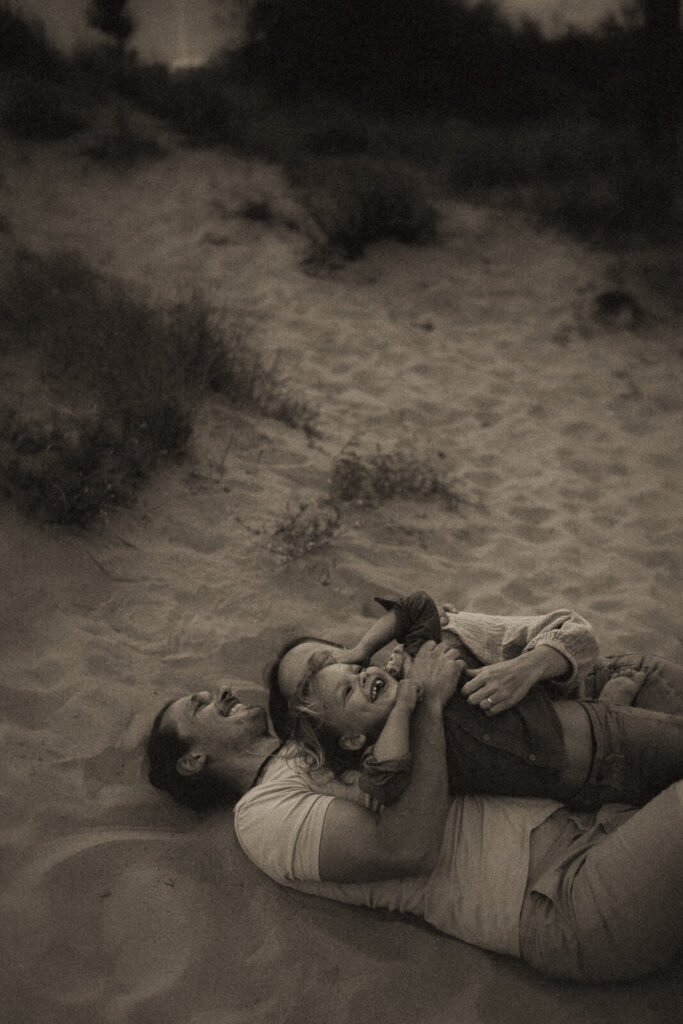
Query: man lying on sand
[[146, 607, 683, 982], [275, 592, 683, 810]]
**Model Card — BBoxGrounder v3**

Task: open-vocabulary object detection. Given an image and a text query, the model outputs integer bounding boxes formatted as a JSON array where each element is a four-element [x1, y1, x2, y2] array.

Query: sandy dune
[[1, 125, 682, 1023]]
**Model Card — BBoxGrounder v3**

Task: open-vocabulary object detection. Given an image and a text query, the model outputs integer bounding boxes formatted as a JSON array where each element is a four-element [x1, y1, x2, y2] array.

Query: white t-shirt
[[234, 749, 560, 957]]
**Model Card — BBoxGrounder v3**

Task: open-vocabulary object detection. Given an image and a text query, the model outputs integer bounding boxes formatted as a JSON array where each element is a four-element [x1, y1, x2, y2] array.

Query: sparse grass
[[330, 447, 460, 510], [441, 118, 683, 243], [291, 155, 438, 259], [117, 61, 244, 146], [270, 500, 340, 558], [301, 122, 369, 157], [270, 446, 460, 560], [239, 200, 276, 223], [533, 160, 683, 241], [446, 120, 619, 191], [0, 249, 317, 524], [85, 108, 165, 167]]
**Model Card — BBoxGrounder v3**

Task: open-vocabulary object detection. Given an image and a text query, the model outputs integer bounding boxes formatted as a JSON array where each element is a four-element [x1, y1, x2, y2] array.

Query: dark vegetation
[[0, 251, 317, 525], [0, 1, 680, 525], [2, 2, 681, 240]]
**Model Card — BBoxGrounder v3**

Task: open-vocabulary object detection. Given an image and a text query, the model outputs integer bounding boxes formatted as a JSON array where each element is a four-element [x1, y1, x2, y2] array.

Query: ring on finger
[[484, 696, 494, 707]]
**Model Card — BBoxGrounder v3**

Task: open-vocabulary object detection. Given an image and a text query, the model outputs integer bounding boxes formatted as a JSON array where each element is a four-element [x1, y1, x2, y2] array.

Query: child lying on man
[[277, 591, 683, 809]]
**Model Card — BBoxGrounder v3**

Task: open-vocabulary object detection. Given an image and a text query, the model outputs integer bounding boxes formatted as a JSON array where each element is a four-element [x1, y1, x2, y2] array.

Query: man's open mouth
[[219, 694, 245, 717]]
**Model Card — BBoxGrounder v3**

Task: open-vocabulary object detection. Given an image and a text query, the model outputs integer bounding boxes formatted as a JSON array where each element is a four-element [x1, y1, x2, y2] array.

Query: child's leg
[[571, 702, 683, 809]]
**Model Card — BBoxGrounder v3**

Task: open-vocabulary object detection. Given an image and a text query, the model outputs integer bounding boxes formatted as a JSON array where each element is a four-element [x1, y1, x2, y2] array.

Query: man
[[146, 643, 683, 982]]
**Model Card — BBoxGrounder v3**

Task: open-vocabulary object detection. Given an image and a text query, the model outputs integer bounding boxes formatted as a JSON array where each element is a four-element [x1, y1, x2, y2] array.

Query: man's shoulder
[[233, 745, 335, 882], [237, 745, 311, 803]]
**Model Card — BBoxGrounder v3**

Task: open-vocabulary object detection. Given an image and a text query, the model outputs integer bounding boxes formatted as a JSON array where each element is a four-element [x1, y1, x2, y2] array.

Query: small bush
[[118, 62, 244, 145], [292, 156, 438, 258], [0, 250, 317, 523], [329, 448, 459, 509], [271, 500, 340, 558]]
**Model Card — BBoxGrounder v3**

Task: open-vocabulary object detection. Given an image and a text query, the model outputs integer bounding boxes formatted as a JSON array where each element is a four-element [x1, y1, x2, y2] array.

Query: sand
[[0, 120, 682, 1024]]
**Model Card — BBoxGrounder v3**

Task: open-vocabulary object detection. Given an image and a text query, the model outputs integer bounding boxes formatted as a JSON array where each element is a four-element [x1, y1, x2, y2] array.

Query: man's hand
[[405, 641, 464, 710]]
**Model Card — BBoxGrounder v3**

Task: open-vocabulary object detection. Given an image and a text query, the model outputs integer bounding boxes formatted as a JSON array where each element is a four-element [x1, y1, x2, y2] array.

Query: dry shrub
[[271, 500, 340, 559], [85, 108, 165, 167], [292, 156, 438, 258], [330, 448, 459, 510]]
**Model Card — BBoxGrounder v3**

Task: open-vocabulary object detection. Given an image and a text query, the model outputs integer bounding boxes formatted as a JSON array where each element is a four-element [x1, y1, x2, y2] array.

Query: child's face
[[307, 652, 398, 740]]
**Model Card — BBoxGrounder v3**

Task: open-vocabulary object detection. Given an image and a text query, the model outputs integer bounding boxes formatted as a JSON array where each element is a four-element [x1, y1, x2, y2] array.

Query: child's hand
[[395, 679, 423, 711]]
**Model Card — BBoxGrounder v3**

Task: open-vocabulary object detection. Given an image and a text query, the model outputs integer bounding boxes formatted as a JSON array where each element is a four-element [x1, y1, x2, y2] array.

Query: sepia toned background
[[1, 2, 682, 1022]]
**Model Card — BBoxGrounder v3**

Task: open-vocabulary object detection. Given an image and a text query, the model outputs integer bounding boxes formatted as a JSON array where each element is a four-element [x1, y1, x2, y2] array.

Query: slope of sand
[[1, 124, 682, 1024]]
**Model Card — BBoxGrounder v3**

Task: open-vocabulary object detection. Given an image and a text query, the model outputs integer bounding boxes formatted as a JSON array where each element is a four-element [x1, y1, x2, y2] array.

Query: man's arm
[[318, 643, 463, 883]]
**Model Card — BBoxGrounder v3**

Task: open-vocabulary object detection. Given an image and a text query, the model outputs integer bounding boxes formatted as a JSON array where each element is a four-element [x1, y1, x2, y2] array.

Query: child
[[281, 591, 683, 810]]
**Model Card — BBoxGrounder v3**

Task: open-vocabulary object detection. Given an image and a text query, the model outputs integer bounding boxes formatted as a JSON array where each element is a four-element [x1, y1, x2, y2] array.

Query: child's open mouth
[[368, 677, 387, 703]]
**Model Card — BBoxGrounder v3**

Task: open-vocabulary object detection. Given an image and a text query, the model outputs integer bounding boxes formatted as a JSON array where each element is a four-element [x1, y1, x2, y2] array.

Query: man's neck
[[232, 735, 281, 796]]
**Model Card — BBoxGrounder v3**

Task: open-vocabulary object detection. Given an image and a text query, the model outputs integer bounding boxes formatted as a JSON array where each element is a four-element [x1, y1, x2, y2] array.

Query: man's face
[[163, 687, 269, 762], [278, 641, 398, 740]]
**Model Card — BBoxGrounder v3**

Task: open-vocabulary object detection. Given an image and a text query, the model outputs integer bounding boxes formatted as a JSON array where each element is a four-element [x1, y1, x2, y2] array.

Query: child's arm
[[357, 680, 421, 807], [372, 680, 422, 761], [335, 591, 442, 666], [336, 607, 402, 666]]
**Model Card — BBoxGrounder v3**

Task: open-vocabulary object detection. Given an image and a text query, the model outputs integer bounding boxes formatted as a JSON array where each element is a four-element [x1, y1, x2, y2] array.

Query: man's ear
[[339, 733, 366, 752], [177, 751, 207, 777]]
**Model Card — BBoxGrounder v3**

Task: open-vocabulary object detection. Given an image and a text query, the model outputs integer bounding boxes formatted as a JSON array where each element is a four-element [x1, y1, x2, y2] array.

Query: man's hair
[[146, 700, 239, 813], [265, 636, 365, 779], [266, 635, 343, 740]]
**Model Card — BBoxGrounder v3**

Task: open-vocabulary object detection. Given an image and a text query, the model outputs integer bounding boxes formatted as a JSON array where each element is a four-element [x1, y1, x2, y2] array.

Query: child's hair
[[290, 684, 367, 779]]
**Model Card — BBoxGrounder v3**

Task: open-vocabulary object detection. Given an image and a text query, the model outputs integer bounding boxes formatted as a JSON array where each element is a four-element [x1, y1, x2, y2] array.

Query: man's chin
[[249, 705, 270, 734]]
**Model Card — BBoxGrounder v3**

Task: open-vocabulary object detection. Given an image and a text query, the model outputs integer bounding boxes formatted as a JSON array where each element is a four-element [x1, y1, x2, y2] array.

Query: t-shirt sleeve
[[357, 749, 412, 806], [233, 775, 334, 884]]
